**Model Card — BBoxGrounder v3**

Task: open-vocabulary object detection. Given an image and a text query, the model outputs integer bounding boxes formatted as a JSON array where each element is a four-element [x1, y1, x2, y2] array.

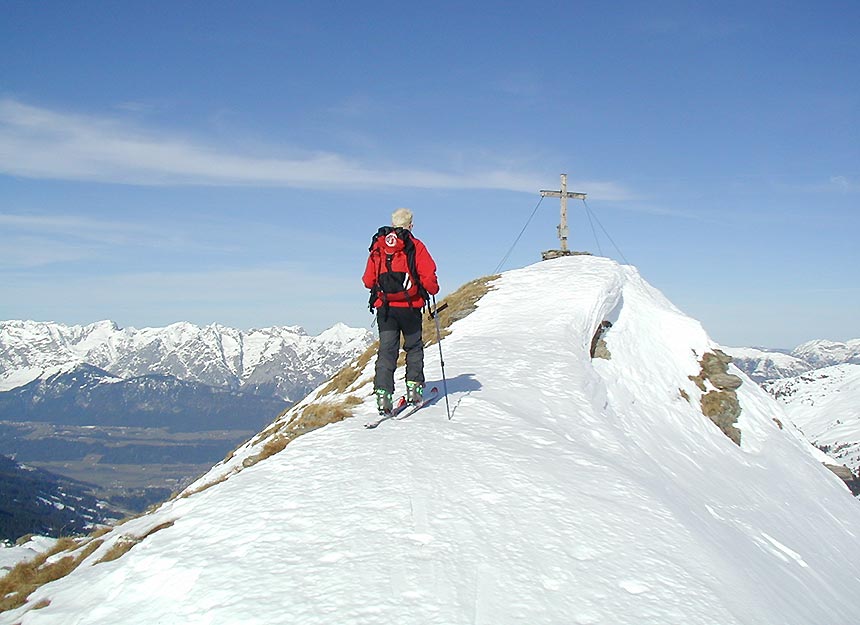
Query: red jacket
[[363, 234, 439, 309]]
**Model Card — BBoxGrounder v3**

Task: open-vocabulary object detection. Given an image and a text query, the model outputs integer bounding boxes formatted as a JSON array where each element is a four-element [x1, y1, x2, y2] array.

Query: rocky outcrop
[[824, 464, 860, 496], [590, 321, 612, 360], [689, 349, 743, 446]]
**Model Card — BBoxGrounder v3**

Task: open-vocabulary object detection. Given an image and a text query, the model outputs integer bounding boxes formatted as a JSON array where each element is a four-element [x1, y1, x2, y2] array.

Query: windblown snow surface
[[4, 256, 860, 625]]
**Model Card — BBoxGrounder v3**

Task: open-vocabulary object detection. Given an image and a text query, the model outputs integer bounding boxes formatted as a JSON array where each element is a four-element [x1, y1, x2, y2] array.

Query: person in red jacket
[[362, 208, 439, 414]]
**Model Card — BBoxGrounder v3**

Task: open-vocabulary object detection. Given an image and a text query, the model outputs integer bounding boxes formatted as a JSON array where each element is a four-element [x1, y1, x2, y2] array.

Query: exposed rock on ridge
[[689, 349, 744, 445]]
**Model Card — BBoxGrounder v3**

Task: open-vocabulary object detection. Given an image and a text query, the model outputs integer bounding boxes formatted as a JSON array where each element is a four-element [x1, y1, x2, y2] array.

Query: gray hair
[[391, 208, 413, 229]]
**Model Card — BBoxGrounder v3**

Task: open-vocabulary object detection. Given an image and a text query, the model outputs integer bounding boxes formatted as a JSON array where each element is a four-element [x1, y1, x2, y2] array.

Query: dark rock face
[[590, 321, 613, 360]]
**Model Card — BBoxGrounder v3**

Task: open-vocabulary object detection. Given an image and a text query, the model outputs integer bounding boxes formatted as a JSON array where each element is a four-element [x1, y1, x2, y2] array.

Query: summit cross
[[540, 173, 587, 255]]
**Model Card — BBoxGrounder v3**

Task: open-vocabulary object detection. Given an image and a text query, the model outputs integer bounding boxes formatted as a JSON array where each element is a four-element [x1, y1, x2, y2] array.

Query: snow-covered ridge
[[4, 256, 860, 625], [0, 320, 373, 401]]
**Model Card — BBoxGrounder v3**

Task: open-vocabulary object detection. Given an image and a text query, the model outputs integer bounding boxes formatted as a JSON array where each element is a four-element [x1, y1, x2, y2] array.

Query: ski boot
[[375, 389, 393, 415], [406, 381, 424, 405]]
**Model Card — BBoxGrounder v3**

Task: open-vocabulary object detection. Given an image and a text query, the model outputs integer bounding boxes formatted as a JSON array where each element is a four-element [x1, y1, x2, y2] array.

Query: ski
[[394, 386, 439, 421], [364, 395, 407, 429], [364, 386, 439, 428]]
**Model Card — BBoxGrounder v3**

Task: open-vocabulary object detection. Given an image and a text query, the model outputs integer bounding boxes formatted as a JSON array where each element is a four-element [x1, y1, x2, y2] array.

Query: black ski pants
[[374, 307, 424, 394]]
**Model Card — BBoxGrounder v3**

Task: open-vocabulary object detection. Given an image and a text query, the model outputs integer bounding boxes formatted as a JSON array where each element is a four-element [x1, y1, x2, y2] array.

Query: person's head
[[391, 208, 414, 230]]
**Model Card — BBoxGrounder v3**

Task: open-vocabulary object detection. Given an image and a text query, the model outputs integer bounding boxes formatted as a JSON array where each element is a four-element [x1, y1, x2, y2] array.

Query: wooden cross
[[540, 173, 587, 253]]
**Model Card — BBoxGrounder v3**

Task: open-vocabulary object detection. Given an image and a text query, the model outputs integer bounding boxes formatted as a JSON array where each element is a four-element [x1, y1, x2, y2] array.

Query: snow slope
[[4, 256, 860, 625], [764, 364, 860, 473]]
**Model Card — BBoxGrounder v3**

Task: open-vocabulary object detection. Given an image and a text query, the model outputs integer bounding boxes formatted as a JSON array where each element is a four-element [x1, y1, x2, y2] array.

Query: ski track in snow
[[4, 257, 860, 625]]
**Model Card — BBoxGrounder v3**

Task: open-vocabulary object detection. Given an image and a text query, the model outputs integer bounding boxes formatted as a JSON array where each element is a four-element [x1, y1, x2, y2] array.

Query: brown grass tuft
[[90, 526, 113, 539], [50, 538, 78, 554], [181, 472, 232, 498], [294, 395, 361, 431], [0, 537, 103, 613], [253, 422, 282, 446], [96, 521, 175, 565], [319, 343, 378, 396], [259, 435, 288, 460], [244, 394, 365, 466], [95, 537, 137, 565]]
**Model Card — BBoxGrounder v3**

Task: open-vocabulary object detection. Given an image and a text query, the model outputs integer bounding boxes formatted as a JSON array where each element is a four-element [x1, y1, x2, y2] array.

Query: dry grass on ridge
[[245, 395, 363, 467], [318, 343, 378, 396], [95, 521, 175, 564], [0, 537, 103, 613]]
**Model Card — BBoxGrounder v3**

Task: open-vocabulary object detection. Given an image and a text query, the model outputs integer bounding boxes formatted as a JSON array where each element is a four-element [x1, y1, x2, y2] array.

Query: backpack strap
[[367, 227, 390, 312], [393, 228, 429, 307]]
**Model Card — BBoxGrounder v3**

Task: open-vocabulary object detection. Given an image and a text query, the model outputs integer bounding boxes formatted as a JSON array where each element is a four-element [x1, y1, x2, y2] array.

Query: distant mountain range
[[724, 339, 860, 478], [723, 339, 860, 382], [0, 320, 373, 402]]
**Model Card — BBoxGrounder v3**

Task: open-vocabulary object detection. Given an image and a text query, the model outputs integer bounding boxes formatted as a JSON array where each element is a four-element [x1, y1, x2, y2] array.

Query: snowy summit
[[4, 256, 860, 625]]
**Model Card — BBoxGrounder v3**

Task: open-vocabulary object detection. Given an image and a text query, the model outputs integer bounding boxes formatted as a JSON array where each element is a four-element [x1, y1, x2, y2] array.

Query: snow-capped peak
[[0, 320, 373, 400], [792, 338, 860, 368], [315, 322, 371, 345]]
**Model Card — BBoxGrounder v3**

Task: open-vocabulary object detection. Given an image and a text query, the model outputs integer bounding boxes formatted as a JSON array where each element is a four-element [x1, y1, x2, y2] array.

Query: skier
[[363, 208, 439, 414]]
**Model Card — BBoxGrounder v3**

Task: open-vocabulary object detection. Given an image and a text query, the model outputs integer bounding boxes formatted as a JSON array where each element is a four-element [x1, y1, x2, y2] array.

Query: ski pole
[[431, 296, 452, 420]]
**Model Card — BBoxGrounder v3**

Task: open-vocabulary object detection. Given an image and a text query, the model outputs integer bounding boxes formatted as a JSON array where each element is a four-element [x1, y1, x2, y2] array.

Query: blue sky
[[1, 1, 857, 349]]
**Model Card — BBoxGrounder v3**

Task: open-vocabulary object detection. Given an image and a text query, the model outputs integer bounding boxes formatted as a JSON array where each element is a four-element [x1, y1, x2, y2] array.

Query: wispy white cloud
[[0, 211, 235, 268], [828, 175, 859, 193], [0, 213, 149, 240], [780, 175, 860, 195], [0, 99, 632, 199], [0, 236, 97, 268], [0, 213, 154, 267]]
